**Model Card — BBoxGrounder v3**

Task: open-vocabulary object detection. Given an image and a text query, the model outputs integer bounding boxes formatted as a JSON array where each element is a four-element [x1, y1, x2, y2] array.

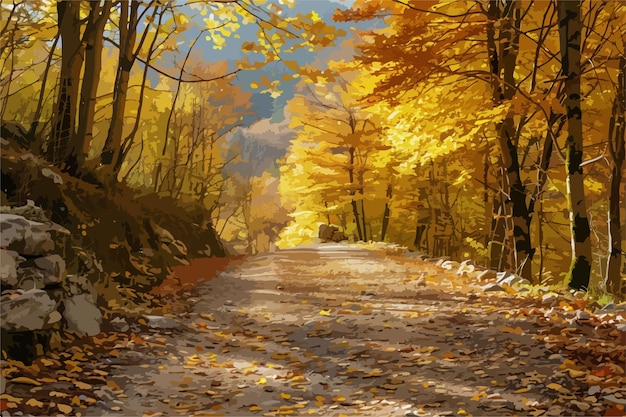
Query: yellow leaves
[[546, 383, 570, 394], [25, 398, 44, 408], [319, 309, 332, 316], [57, 403, 73, 414], [280, 392, 291, 400], [310, 10, 321, 23], [9, 376, 41, 386], [249, 405, 263, 411], [256, 377, 267, 385], [470, 392, 487, 401], [332, 395, 346, 402]]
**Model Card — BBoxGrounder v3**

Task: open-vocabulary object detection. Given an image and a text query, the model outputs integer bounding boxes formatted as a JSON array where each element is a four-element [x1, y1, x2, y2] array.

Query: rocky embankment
[[1, 202, 103, 362]]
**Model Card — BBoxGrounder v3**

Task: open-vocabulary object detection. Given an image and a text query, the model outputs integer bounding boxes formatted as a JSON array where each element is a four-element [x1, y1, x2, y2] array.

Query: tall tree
[[558, 0, 592, 290], [66, 0, 112, 175], [606, 41, 625, 295], [47, 0, 83, 165]]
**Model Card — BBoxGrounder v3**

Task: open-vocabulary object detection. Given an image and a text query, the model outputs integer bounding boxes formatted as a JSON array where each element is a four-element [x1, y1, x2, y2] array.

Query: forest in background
[[1, 0, 624, 304]]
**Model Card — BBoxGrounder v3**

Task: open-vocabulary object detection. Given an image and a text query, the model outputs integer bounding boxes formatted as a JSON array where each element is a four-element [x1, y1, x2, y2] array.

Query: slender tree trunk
[[606, 50, 625, 297], [348, 146, 363, 240], [381, 183, 392, 241], [483, 147, 492, 266], [48, 0, 83, 166], [101, 1, 141, 171], [66, 0, 112, 175], [357, 171, 367, 241], [558, 0, 592, 290], [490, 168, 510, 271], [28, 32, 60, 150]]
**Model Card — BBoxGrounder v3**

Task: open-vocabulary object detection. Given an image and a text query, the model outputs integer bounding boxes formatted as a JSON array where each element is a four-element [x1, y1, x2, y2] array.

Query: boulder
[[0, 289, 58, 332], [0, 201, 50, 223], [318, 224, 334, 241], [318, 224, 347, 243], [16, 267, 45, 290], [478, 269, 497, 281], [63, 293, 102, 336], [0, 249, 23, 287], [33, 254, 66, 285], [0, 214, 55, 255], [331, 230, 347, 242]]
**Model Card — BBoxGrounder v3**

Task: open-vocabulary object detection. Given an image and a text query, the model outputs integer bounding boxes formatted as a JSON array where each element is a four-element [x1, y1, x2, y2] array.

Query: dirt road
[[87, 245, 621, 416]]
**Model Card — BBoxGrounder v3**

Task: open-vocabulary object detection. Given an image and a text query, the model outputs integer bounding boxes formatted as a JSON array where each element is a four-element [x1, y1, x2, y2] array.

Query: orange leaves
[[500, 326, 524, 335]]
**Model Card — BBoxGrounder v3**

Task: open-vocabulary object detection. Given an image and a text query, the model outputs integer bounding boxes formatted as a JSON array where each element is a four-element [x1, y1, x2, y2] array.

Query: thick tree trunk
[[66, 0, 112, 175], [606, 51, 625, 296], [498, 116, 533, 280], [485, 0, 532, 277], [48, 0, 83, 166], [558, 0, 592, 290]]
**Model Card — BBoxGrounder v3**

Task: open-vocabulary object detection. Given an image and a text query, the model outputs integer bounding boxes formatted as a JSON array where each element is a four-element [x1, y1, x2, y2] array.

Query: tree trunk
[[348, 146, 363, 240], [558, 0, 592, 290], [606, 50, 625, 297], [490, 168, 510, 271], [381, 184, 392, 241], [66, 0, 111, 175], [101, 1, 140, 171], [48, 0, 83, 166], [485, 0, 533, 279]]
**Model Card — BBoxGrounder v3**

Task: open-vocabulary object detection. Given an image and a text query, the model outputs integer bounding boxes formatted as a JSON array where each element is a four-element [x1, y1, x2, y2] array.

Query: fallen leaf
[[500, 326, 524, 335], [256, 377, 267, 385], [25, 398, 44, 408], [546, 383, 569, 394], [57, 403, 72, 414], [319, 310, 331, 316], [74, 380, 92, 390], [10, 377, 41, 386]]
